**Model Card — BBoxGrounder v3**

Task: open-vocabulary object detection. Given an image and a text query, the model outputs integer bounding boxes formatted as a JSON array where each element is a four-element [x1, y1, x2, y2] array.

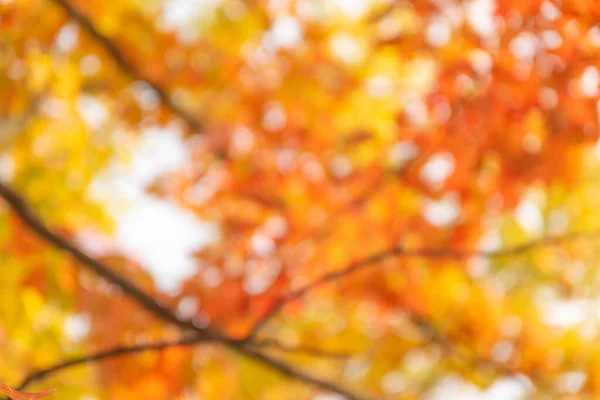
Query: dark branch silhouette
[[51, 0, 203, 133], [249, 231, 600, 336], [0, 182, 365, 400], [0, 182, 202, 332]]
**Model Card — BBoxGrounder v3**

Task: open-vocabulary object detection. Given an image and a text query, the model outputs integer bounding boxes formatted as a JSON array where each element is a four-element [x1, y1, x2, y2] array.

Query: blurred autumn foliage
[[4, 0, 600, 398]]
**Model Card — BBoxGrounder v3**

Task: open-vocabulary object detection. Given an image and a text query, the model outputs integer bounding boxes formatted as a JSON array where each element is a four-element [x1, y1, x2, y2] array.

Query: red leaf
[[0, 382, 56, 400]]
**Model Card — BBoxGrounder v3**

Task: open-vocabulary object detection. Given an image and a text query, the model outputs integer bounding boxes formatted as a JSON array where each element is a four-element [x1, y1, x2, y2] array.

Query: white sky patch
[[439, 2, 464, 27], [365, 76, 395, 98], [580, 66, 600, 97], [162, 0, 207, 27], [404, 96, 429, 126], [478, 229, 502, 251], [514, 198, 544, 236], [55, 23, 79, 53], [202, 266, 224, 288], [427, 375, 531, 400], [404, 59, 439, 94], [296, 0, 325, 20], [76, 95, 109, 130], [403, 349, 436, 373], [509, 33, 539, 62], [231, 126, 255, 155], [183, 166, 226, 205], [40, 97, 69, 120], [160, 0, 221, 42], [121, 127, 189, 187], [548, 210, 569, 235], [558, 372, 587, 394], [381, 371, 407, 395], [426, 376, 488, 400], [485, 378, 533, 399], [116, 196, 216, 293], [88, 127, 218, 293], [263, 102, 287, 132], [262, 216, 288, 238], [329, 155, 353, 178], [464, 0, 497, 39], [268, 15, 303, 48], [426, 15, 452, 47], [251, 233, 276, 256], [131, 82, 161, 112], [491, 340, 514, 363], [541, 299, 589, 327], [79, 55, 102, 77], [75, 229, 117, 256], [469, 49, 493, 75], [594, 136, 600, 159], [598, 99, 600, 136], [423, 194, 461, 227], [420, 152, 455, 187], [64, 313, 91, 342], [455, 73, 475, 96], [329, 33, 365, 65], [541, 30, 562, 50], [433, 101, 452, 124], [177, 296, 200, 320], [243, 259, 282, 295], [327, 0, 368, 19], [276, 148, 297, 174], [0, 154, 15, 181], [302, 157, 325, 182], [540, 1, 561, 21], [377, 14, 402, 40], [588, 26, 600, 47], [388, 141, 419, 170], [314, 395, 347, 400]]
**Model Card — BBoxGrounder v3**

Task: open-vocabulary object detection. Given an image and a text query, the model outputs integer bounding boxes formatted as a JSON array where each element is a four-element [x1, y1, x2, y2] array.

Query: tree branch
[[249, 231, 600, 336], [0, 182, 364, 399], [51, 0, 203, 132], [235, 344, 368, 400], [16, 335, 209, 391], [0, 182, 200, 331]]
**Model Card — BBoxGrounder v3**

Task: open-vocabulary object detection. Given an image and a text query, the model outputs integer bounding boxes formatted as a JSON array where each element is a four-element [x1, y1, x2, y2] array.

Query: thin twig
[[17, 335, 209, 391], [248, 231, 600, 336], [0, 182, 365, 399], [51, 0, 203, 132]]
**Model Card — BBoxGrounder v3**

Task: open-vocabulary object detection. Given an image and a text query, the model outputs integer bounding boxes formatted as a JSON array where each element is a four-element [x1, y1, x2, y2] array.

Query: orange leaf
[[0, 382, 56, 400]]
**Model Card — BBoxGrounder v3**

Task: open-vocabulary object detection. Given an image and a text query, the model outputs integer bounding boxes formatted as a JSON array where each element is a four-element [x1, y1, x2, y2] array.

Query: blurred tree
[[2, 0, 600, 399]]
